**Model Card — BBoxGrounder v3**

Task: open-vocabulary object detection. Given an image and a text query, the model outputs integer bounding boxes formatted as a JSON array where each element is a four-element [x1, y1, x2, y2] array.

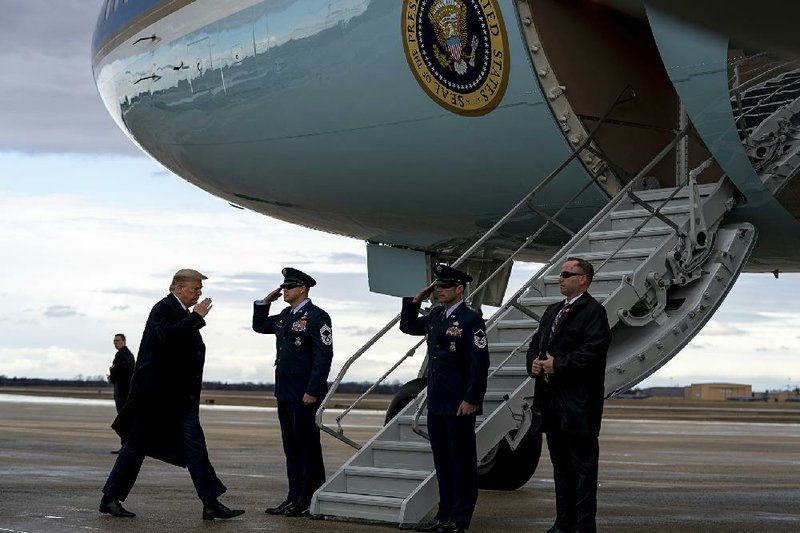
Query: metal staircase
[[310, 173, 757, 524]]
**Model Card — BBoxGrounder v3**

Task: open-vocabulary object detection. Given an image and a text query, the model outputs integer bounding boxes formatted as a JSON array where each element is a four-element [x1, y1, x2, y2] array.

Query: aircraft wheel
[[478, 429, 543, 490], [384, 377, 427, 425]]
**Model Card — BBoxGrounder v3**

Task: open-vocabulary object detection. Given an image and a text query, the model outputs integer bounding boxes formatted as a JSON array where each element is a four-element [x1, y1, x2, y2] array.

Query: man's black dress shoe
[[437, 521, 467, 532], [202, 500, 245, 520], [283, 502, 310, 517], [545, 526, 570, 533], [265, 498, 294, 515], [414, 518, 445, 532], [99, 498, 135, 517]]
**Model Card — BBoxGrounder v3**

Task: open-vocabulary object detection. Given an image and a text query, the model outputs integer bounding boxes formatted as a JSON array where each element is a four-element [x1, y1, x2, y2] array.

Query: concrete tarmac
[[0, 393, 798, 532]]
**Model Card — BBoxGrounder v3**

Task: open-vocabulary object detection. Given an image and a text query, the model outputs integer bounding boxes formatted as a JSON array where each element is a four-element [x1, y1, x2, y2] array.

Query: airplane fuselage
[[92, 0, 800, 269]]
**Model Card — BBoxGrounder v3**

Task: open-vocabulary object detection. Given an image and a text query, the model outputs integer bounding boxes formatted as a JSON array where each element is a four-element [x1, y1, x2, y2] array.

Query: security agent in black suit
[[109, 334, 135, 414], [108, 333, 135, 452], [99, 269, 244, 521], [400, 264, 490, 533], [526, 257, 611, 533], [253, 267, 333, 518]]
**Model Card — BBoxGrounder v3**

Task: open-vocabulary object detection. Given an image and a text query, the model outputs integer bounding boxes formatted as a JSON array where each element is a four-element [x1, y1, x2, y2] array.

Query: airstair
[[310, 100, 758, 525]]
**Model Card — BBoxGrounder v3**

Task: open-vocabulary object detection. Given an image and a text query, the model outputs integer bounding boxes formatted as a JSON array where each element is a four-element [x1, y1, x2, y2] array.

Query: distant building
[[684, 383, 751, 401], [766, 389, 800, 402], [642, 386, 685, 398]]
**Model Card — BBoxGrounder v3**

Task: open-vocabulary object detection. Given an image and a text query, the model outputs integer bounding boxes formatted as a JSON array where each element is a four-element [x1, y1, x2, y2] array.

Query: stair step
[[397, 415, 487, 426], [344, 466, 431, 498], [631, 183, 716, 202], [315, 492, 404, 521], [345, 466, 430, 480], [372, 440, 430, 452], [609, 204, 689, 221], [494, 318, 538, 329], [489, 364, 529, 376], [488, 341, 528, 352], [372, 440, 433, 469], [541, 270, 629, 284], [578, 248, 654, 261], [587, 227, 674, 242], [485, 390, 510, 401], [518, 293, 609, 308]]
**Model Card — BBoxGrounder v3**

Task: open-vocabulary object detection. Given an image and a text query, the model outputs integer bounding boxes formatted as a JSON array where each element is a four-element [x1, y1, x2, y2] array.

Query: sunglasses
[[559, 271, 585, 279], [281, 283, 304, 289]]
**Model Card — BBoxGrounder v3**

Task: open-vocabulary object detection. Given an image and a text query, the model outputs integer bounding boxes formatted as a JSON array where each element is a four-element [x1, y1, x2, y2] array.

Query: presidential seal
[[402, 0, 509, 116]]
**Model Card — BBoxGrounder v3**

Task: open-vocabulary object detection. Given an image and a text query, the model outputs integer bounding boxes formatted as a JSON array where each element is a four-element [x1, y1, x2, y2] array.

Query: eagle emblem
[[427, 0, 479, 76], [402, 0, 509, 116]]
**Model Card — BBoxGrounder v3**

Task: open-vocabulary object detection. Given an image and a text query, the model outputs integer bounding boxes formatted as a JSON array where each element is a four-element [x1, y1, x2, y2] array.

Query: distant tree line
[[0, 376, 404, 394]]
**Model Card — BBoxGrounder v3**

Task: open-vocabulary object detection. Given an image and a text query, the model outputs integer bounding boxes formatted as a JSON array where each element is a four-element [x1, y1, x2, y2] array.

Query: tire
[[384, 377, 428, 425], [478, 429, 543, 490]]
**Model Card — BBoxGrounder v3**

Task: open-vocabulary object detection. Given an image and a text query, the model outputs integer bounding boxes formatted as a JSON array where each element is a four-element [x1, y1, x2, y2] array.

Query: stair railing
[[316, 86, 640, 449], [408, 122, 695, 437], [410, 124, 698, 434]]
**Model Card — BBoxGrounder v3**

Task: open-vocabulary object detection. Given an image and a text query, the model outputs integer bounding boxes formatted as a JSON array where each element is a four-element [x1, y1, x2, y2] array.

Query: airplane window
[[104, 0, 111, 20]]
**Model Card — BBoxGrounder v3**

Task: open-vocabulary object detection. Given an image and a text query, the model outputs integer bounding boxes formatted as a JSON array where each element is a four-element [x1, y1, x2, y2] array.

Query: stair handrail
[[482, 120, 693, 337], [409, 122, 697, 436], [316, 86, 637, 448]]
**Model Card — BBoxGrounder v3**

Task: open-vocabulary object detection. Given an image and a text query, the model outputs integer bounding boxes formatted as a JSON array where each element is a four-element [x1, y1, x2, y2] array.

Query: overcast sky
[[0, 1, 798, 393]]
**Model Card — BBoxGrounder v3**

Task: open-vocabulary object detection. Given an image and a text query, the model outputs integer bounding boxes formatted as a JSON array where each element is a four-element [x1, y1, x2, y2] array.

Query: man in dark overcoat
[[99, 269, 244, 521], [526, 257, 611, 533], [108, 333, 135, 451], [400, 264, 490, 533], [109, 333, 135, 413], [253, 267, 333, 518]]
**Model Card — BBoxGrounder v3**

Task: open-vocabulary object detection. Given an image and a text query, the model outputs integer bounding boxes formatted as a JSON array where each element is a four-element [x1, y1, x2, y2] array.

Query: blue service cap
[[280, 267, 316, 288], [433, 264, 472, 287]]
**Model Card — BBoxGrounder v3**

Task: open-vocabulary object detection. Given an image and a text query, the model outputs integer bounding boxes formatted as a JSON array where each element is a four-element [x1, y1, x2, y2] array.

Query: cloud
[[43, 305, 81, 318], [339, 326, 381, 337], [0, 1, 136, 154], [326, 253, 366, 264], [110, 305, 130, 312], [694, 323, 747, 337]]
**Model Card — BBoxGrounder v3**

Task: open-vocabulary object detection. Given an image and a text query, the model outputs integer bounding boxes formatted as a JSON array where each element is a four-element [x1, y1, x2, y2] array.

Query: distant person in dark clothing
[[99, 269, 244, 521], [108, 334, 135, 414], [108, 333, 135, 453]]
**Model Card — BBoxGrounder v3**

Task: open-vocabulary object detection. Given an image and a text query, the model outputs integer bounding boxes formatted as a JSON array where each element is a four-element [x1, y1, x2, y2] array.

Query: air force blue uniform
[[252, 298, 333, 506], [400, 294, 489, 530]]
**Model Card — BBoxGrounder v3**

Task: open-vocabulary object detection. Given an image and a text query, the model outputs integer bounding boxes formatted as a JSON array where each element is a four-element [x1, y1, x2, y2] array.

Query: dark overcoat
[[400, 299, 489, 416], [526, 292, 611, 436], [252, 300, 333, 402], [109, 345, 135, 404], [112, 293, 206, 466]]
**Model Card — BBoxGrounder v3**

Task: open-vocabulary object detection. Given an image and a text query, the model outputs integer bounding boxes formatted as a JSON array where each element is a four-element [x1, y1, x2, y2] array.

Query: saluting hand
[[264, 287, 282, 303], [412, 283, 435, 304], [193, 298, 213, 317]]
